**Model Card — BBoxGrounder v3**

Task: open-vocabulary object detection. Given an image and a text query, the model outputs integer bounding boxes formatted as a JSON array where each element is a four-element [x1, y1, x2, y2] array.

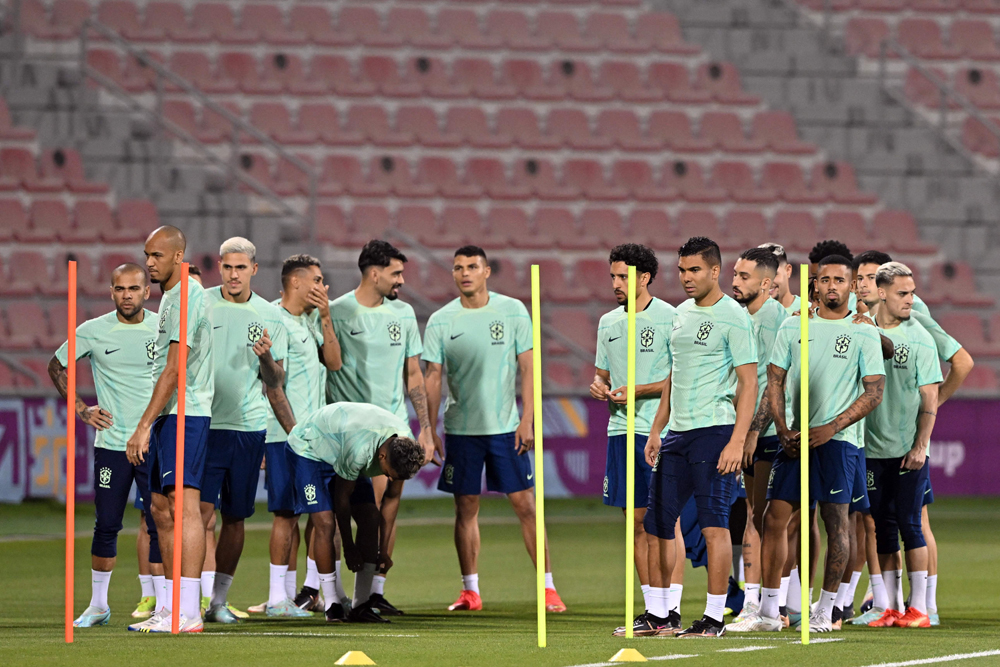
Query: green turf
[[1, 497, 999, 667]]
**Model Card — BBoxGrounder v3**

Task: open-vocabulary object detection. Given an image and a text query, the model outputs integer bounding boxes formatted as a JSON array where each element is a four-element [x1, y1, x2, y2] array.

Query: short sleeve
[[770, 323, 793, 371], [595, 324, 609, 371], [915, 332, 944, 386], [55, 322, 93, 365], [168, 283, 201, 348], [421, 315, 445, 365], [404, 315, 422, 358], [513, 301, 532, 356], [652, 335, 671, 380], [859, 329, 886, 378], [726, 311, 757, 367], [269, 316, 288, 364]]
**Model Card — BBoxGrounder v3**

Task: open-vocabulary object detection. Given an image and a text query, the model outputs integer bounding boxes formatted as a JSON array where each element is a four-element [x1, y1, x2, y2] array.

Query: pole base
[[609, 648, 647, 662]]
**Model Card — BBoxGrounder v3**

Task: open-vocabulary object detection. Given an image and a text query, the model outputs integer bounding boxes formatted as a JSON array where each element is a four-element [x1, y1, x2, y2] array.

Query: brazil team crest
[[145, 339, 155, 361], [158, 308, 168, 333], [247, 321, 263, 344], [640, 326, 654, 348], [835, 334, 851, 355], [304, 484, 317, 505], [99, 467, 112, 489], [444, 464, 455, 485], [490, 320, 504, 342], [867, 469, 876, 491], [894, 343, 910, 365], [696, 321, 713, 341], [387, 321, 402, 344]]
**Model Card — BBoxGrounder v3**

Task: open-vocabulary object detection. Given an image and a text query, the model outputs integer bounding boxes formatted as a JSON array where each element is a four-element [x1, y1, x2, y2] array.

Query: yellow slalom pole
[[625, 266, 637, 638], [799, 265, 810, 643], [531, 264, 546, 649]]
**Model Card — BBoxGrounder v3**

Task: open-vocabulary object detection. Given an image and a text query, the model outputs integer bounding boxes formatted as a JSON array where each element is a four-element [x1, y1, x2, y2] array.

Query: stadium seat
[[369, 155, 436, 198], [97, 1, 163, 41], [487, 207, 551, 249], [417, 156, 482, 198], [0, 98, 35, 140], [872, 210, 937, 253], [361, 55, 421, 98], [696, 62, 759, 105], [953, 20, 1000, 61], [466, 158, 531, 199], [810, 162, 878, 204], [441, 206, 484, 245], [585, 12, 643, 52], [661, 160, 727, 203], [339, 6, 401, 48], [192, 3, 258, 44], [242, 4, 307, 46], [350, 205, 394, 246], [533, 207, 592, 250], [63, 201, 114, 243], [898, 19, 961, 60], [454, 58, 517, 99], [723, 210, 770, 248], [560, 60, 615, 101], [322, 155, 387, 197], [274, 153, 319, 197], [487, 258, 531, 301], [438, 8, 502, 49], [954, 68, 1000, 110], [40, 148, 109, 193], [446, 107, 509, 148], [169, 52, 237, 94], [961, 116, 1000, 156], [144, 2, 209, 42], [486, 9, 550, 50], [598, 61, 663, 102], [989, 312, 1000, 348], [401, 259, 452, 303], [676, 209, 724, 248], [115, 199, 160, 242], [288, 4, 347, 47], [610, 160, 673, 202], [580, 208, 626, 247], [397, 105, 462, 147], [564, 159, 629, 200], [547, 108, 612, 150], [531, 258, 592, 303], [822, 211, 888, 249], [250, 103, 316, 145], [396, 205, 461, 248], [857, 0, 907, 12], [845, 18, 891, 58], [546, 309, 597, 355], [1, 302, 49, 350], [346, 104, 413, 147], [597, 110, 660, 150], [964, 0, 1000, 14], [627, 208, 677, 251], [575, 257, 613, 300], [1, 147, 62, 192], [315, 204, 350, 245], [635, 12, 700, 54], [0, 249, 46, 295], [502, 59, 566, 100], [50, 0, 91, 38], [959, 365, 999, 393], [387, 7, 450, 49], [309, 55, 376, 97], [926, 262, 994, 306], [648, 110, 713, 152], [405, 57, 470, 98], [21, 0, 73, 40], [513, 158, 580, 200], [752, 111, 816, 154], [300, 103, 363, 146], [936, 313, 994, 356], [46, 252, 96, 296], [772, 210, 820, 252], [497, 108, 561, 149], [701, 112, 767, 153], [762, 162, 826, 203], [538, 11, 600, 51], [219, 52, 282, 95], [260, 53, 326, 96], [26, 200, 70, 243], [545, 359, 578, 391]]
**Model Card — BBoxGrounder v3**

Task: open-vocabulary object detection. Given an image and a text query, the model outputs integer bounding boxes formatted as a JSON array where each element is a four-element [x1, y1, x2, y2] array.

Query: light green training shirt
[[206, 289, 287, 432], [422, 292, 532, 435], [865, 316, 942, 459], [595, 297, 675, 436], [55, 309, 157, 451], [911, 294, 962, 362], [153, 276, 214, 417], [287, 402, 415, 481], [782, 294, 802, 316], [326, 292, 422, 422], [748, 298, 790, 438], [266, 301, 325, 443], [668, 295, 757, 432], [770, 314, 885, 449]]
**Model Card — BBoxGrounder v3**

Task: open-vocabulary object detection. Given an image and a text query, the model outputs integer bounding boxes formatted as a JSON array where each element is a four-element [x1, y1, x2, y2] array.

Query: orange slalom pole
[[65, 260, 77, 644], [171, 262, 189, 633]]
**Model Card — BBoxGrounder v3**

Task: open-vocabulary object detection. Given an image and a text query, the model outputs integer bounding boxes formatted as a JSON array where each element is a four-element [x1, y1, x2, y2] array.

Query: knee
[[455, 496, 480, 522], [311, 511, 334, 534]]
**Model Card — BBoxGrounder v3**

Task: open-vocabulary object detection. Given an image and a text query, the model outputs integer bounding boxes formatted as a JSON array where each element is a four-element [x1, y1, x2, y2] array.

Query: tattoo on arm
[[265, 385, 296, 434], [765, 364, 788, 432], [829, 376, 885, 435], [259, 356, 284, 390], [749, 396, 772, 434], [408, 383, 431, 430], [48, 356, 88, 413]]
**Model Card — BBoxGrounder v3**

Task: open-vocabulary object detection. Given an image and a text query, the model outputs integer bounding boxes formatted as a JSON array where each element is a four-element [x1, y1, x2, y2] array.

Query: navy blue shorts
[[745, 435, 782, 477], [438, 432, 533, 496], [766, 440, 864, 507], [202, 429, 265, 519], [850, 454, 870, 514], [287, 445, 376, 515], [644, 425, 737, 540], [603, 433, 654, 509], [93, 448, 160, 562], [264, 441, 295, 513], [148, 414, 211, 494], [766, 449, 807, 506], [867, 457, 929, 554], [923, 476, 934, 506]]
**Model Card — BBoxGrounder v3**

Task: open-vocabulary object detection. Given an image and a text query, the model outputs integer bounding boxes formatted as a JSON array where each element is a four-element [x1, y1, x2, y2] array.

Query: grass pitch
[[1, 496, 999, 667]]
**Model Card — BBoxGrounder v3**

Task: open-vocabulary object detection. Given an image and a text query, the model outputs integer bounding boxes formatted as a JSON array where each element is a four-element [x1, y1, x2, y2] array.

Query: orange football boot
[[868, 609, 903, 627], [448, 590, 483, 611], [545, 588, 567, 613], [894, 608, 931, 628]]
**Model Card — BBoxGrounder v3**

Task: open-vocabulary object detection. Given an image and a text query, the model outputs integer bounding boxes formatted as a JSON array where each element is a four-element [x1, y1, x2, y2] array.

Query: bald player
[[127, 226, 215, 633], [50, 263, 162, 627]]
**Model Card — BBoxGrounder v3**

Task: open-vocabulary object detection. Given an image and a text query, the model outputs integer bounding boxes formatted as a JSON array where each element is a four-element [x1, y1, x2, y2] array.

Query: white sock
[[305, 557, 320, 590], [704, 593, 726, 623], [846, 570, 862, 605], [319, 572, 336, 612], [809, 587, 814, 604], [816, 589, 837, 623], [648, 587, 669, 619], [352, 563, 377, 608], [163, 578, 173, 613], [139, 574, 154, 598], [285, 568, 297, 599], [641, 584, 651, 611], [895, 570, 905, 611], [200, 571, 215, 600], [926, 574, 938, 613], [884, 570, 901, 611], [761, 587, 780, 619], [834, 582, 850, 610], [153, 575, 166, 611], [89, 570, 112, 610], [778, 575, 790, 607], [787, 569, 801, 613], [180, 576, 200, 620], [334, 561, 347, 602], [544, 572, 554, 590], [909, 571, 928, 614], [871, 573, 889, 610], [211, 573, 233, 608], [269, 563, 289, 606], [463, 573, 480, 594], [372, 574, 386, 596], [744, 583, 761, 607], [667, 584, 683, 613]]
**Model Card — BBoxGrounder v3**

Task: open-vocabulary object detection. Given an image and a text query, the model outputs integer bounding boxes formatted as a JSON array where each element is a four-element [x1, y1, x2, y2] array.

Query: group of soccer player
[[593, 237, 973, 637], [53, 221, 973, 637]]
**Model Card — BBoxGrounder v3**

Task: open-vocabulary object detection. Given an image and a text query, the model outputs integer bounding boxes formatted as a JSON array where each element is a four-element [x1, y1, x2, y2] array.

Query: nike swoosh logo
[[213, 326, 223, 329], [853, 496, 864, 503], [162, 471, 172, 478], [925, 488, 932, 494], [899, 470, 911, 475], [350, 330, 363, 336], [301, 337, 309, 344], [450, 333, 465, 340], [104, 348, 120, 355], [763, 448, 778, 453], [831, 489, 843, 494], [527, 473, 533, 480], [608, 336, 621, 342]]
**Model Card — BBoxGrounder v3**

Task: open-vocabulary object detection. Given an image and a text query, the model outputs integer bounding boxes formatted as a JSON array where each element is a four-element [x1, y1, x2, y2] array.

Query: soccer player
[[730, 248, 789, 623], [644, 237, 758, 638], [278, 402, 426, 622], [49, 263, 161, 627], [199, 238, 288, 623], [586, 244, 679, 635], [258, 254, 343, 618], [423, 245, 564, 613], [759, 243, 800, 314], [809, 240, 857, 312], [862, 262, 941, 629], [326, 240, 437, 615], [733, 255, 885, 633], [126, 225, 215, 633]]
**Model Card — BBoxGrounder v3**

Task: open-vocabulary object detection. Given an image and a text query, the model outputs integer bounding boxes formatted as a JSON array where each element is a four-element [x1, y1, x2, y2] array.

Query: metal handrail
[[78, 18, 319, 241]]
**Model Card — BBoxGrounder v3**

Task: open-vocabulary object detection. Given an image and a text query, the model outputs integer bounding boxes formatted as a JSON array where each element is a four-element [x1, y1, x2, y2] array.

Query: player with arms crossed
[[730, 255, 885, 633], [423, 246, 564, 613], [200, 238, 288, 623], [644, 237, 758, 638], [51, 263, 162, 627], [126, 226, 215, 633], [729, 248, 788, 624], [326, 240, 436, 616]]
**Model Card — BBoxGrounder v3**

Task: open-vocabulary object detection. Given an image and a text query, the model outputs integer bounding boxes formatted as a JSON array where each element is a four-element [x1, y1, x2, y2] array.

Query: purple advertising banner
[[0, 396, 995, 503]]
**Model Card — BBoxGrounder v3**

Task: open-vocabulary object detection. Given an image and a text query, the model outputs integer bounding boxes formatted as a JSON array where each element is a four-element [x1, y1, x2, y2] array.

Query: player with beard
[[326, 240, 437, 616], [727, 248, 789, 627], [127, 226, 215, 633], [50, 264, 162, 627], [759, 243, 800, 314]]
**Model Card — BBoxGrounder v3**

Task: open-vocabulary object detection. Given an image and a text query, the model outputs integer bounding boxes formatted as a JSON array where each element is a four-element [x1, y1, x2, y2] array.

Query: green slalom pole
[[531, 264, 546, 649], [800, 265, 810, 643], [625, 265, 637, 638]]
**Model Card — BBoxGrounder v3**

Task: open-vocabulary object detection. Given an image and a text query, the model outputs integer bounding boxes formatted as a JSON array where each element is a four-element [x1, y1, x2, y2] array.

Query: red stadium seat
[[954, 68, 1000, 109], [925, 262, 994, 307], [441, 206, 484, 245], [21, 0, 73, 40], [537, 11, 599, 51], [497, 107, 560, 149], [701, 112, 767, 153], [844, 18, 891, 58], [46, 252, 98, 297], [564, 159, 629, 200], [346, 104, 413, 147], [339, 5, 400, 48], [485, 9, 549, 50], [97, 1, 163, 41], [488, 258, 530, 302], [936, 313, 993, 356], [416, 156, 482, 198], [575, 257, 614, 299], [857, 0, 907, 11], [397, 205, 460, 249], [872, 210, 937, 253], [1, 302, 49, 349], [1, 147, 62, 192], [466, 158, 531, 199], [397, 105, 461, 147], [648, 110, 713, 152], [0, 248, 45, 295], [696, 62, 759, 105], [64, 201, 115, 243], [115, 199, 159, 241], [502, 59, 566, 100], [446, 107, 508, 148], [145, 2, 210, 42], [261, 53, 327, 96], [810, 162, 878, 204], [762, 162, 826, 203], [627, 209, 676, 251], [488, 207, 552, 249], [369, 155, 436, 198], [962, 116, 1000, 156], [300, 103, 363, 146], [219, 52, 282, 95], [953, 20, 1000, 61], [405, 56, 470, 98], [288, 4, 345, 47], [561, 60, 615, 101], [438, 8, 502, 49], [40, 148, 109, 193], [598, 61, 663, 102], [453, 58, 516, 99], [546, 108, 612, 149], [661, 160, 727, 203], [611, 160, 677, 201], [169, 52, 237, 94], [989, 312, 1000, 347], [676, 209, 722, 246], [752, 111, 815, 154], [387, 7, 450, 49], [965, 0, 1000, 14], [315, 204, 350, 245], [512, 158, 580, 200], [636, 12, 699, 54], [242, 4, 306, 46], [310, 55, 377, 97], [350, 205, 394, 246], [250, 103, 317, 145], [191, 3, 257, 44], [723, 210, 769, 248], [50, 0, 91, 37], [959, 366, 999, 393], [531, 258, 592, 303], [26, 200, 70, 243], [822, 211, 887, 249], [322, 155, 388, 197], [772, 210, 820, 252], [545, 360, 579, 391], [898, 19, 961, 60], [271, 153, 316, 197], [911, 0, 962, 10], [535, 207, 597, 250]]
